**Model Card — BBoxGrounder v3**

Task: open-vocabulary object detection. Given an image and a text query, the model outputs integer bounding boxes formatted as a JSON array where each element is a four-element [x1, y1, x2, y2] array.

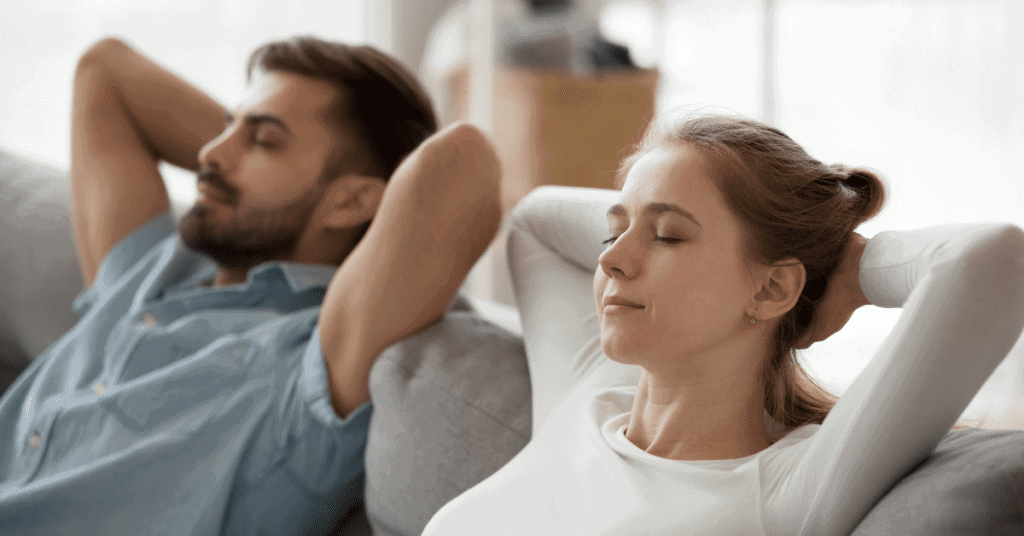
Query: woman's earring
[[749, 317, 756, 325]]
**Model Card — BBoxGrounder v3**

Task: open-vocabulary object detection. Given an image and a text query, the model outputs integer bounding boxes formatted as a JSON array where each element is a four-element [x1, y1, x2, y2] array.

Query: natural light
[[4, 0, 1023, 424]]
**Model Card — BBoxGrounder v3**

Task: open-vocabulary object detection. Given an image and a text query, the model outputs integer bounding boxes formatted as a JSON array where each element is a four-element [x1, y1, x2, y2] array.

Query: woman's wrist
[[846, 232, 871, 308]]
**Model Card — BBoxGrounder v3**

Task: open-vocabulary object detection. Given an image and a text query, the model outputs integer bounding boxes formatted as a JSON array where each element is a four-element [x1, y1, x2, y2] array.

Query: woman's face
[[594, 144, 761, 372]]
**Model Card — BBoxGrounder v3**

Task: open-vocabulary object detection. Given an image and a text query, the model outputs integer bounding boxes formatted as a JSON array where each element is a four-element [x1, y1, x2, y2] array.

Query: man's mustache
[[196, 169, 239, 203]]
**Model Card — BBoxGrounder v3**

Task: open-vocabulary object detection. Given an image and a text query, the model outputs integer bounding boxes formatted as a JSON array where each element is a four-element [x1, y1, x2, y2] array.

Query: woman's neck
[[625, 364, 770, 461]]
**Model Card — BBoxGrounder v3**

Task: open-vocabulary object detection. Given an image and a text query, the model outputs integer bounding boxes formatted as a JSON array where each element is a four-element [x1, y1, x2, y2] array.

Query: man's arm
[[319, 122, 502, 418], [70, 38, 225, 285]]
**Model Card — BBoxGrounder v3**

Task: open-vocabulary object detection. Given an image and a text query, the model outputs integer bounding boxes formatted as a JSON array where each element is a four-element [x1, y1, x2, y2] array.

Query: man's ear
[[319, 175, 386, 230], [750, 259, 806, 322]]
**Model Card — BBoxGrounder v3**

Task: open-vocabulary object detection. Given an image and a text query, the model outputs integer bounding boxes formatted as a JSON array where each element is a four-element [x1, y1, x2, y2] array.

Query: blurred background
[[2, 0, 1023, 425]]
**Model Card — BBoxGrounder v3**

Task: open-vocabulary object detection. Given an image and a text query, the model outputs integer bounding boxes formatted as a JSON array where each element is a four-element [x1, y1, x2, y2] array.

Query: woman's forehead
[[619, 145, 719, 208]]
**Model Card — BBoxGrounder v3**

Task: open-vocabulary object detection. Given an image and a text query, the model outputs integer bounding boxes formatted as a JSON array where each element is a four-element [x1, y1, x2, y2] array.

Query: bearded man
[[0, 36, 500, 534]]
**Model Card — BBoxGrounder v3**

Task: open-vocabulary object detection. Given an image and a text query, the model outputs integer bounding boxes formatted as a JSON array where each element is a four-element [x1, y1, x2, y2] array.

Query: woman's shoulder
[[769, 423, 820, 450]]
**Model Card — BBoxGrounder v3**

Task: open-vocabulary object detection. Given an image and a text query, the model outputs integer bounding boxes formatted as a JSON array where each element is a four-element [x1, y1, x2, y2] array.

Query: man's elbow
[[75, 37, 131, 81], [447, 121, 503, 240]]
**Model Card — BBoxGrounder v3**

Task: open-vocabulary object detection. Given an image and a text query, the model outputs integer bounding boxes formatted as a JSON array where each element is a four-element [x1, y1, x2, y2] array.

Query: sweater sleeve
[[792, 223, 1024, 535], [506, 186, 640, 433]]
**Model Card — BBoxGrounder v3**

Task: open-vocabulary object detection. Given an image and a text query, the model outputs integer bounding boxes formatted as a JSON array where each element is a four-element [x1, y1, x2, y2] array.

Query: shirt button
[[28, 433, 41, 448], [93, 383, 107, 395], [141, 313, 158, 326]]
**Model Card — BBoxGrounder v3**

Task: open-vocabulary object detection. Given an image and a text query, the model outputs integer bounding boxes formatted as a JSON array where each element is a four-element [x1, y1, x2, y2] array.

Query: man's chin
[[177, 210, 297, 270], [178, 206, 214, 249]]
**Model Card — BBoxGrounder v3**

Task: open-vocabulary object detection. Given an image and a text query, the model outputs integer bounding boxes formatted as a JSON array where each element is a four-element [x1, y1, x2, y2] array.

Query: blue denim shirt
[[0, 213, 372, 535]]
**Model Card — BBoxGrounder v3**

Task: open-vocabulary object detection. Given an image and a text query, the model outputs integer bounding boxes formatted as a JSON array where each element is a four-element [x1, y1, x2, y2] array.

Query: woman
[[422, 114, 1024, 535]]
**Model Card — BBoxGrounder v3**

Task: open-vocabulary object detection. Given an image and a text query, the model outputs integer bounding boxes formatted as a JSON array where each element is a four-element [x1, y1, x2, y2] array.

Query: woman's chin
[[600, 337, 644, 366]]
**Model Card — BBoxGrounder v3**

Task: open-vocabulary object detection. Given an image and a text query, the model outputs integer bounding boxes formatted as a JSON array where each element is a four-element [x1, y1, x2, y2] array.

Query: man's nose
[[197, 127, 234, 172]]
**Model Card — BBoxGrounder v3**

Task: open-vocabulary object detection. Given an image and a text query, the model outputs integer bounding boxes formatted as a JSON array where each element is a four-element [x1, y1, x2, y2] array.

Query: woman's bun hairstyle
[[830, 165, 886, 225]]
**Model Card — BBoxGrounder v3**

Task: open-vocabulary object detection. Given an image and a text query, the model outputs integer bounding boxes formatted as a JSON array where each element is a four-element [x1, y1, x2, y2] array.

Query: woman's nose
[[598, 233, 640, 280]]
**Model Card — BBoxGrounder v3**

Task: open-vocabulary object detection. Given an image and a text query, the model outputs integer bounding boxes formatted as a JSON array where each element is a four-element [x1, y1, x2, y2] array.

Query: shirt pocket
[[28, 380, 219, 486]]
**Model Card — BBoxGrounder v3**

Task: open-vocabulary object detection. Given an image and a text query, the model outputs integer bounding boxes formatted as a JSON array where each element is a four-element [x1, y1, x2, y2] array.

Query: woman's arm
[[507, 186, 639, 433], [790, 223, 1024, 535]]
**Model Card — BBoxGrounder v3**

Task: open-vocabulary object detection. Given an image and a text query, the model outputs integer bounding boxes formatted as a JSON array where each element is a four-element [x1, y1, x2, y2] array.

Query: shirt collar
[[249, 262, 338, 293]]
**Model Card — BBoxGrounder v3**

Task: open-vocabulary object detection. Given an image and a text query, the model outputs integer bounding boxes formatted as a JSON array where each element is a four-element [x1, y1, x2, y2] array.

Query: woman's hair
[[617, 112, 886, 433]]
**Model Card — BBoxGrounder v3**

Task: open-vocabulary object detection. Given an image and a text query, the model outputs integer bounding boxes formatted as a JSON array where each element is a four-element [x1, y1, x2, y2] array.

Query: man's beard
[[179, 170, 325, 270]]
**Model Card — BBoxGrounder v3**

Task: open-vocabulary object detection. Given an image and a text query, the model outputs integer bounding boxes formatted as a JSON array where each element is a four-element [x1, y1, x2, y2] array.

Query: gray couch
[[2, 148, 1022, 535]]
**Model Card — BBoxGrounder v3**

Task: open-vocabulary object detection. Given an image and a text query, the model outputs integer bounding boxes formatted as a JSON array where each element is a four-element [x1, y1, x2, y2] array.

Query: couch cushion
[[0, 149, 84, 374], [363, 299, 531, 536], [852, 427, 1024, 535]]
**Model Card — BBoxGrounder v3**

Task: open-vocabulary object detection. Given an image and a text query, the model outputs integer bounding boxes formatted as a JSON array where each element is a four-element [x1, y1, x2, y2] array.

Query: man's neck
[[213, 268, 249, 287], [207, 227, 361, 287]]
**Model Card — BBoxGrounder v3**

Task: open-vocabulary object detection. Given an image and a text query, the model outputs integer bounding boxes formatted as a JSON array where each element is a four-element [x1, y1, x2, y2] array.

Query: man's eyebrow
[[607, 202, 701, 227], [224, 112, 292, 136]]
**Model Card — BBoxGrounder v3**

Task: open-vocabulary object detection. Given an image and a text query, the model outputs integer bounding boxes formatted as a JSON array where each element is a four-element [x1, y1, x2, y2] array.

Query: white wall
[[654, 0, 1024, 422], [4, 0, 1022, 422], [1, 0, 368, 206]]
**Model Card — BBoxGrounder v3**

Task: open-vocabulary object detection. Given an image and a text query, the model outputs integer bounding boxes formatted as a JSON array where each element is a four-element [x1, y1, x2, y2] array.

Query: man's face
[[180, 70, 346, 269]]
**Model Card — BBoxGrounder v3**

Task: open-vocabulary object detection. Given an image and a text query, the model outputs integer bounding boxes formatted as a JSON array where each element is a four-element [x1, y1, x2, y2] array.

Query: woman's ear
[[751, 259, 806, 321], [319, 175, 386, 230]]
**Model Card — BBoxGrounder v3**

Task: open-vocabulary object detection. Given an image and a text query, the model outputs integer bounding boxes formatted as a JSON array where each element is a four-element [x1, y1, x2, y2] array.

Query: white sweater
[[423, 186, 1024, 535]]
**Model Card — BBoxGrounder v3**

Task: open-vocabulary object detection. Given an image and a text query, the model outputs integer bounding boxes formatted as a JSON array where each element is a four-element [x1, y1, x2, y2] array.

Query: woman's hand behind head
[[795, 232, 870, 349]]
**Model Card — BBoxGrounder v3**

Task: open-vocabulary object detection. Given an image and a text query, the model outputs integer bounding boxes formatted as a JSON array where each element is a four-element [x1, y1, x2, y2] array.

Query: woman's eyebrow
[[608, 204, 628, 217], [607, 203, 701, 227], [646, 202, 701, 227]]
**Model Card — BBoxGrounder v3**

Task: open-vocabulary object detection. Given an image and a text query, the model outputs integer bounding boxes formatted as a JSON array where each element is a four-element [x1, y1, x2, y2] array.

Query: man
[[0, 36, 501, 534]]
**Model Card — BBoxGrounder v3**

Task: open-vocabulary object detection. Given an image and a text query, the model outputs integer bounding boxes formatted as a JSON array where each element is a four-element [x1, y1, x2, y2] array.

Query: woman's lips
[[604, 295, 644, 308], [603, 296, 644, 313]]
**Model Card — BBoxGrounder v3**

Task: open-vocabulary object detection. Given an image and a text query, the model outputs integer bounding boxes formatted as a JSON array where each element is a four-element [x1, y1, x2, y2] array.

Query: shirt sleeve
[[506, 186, 641, 433], [223, 322, 373, 534], [73, 212, 174, 315], [284, 324, 373, 492], [790, 224, 1024, 535]]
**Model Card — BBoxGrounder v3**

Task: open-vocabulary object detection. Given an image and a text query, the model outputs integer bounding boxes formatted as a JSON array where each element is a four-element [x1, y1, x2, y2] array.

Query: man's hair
[[247, 36, 438, 181]]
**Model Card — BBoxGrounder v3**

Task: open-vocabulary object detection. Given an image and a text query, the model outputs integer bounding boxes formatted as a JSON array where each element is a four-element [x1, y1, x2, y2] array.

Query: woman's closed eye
[[602, 232, 685, 246], [654, 227, 686, 244]]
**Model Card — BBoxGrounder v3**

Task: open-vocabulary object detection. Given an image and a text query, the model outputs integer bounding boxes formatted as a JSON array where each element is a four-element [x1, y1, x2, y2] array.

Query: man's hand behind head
[[319, 120, 503, 418]]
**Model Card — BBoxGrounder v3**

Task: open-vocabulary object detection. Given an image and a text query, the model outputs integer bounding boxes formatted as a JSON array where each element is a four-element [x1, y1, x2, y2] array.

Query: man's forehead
[[236, 70, 339, 123]]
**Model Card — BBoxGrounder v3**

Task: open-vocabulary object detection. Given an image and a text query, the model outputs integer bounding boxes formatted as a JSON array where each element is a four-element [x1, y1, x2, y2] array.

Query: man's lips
[[197, 181, 235, 205]]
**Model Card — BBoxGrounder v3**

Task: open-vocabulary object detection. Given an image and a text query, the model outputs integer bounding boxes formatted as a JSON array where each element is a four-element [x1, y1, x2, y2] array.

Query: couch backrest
[[0, 149, 84, 374]]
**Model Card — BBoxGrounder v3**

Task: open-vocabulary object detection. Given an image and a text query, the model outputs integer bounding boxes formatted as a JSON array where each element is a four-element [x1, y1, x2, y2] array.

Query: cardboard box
[[446, 66, 658, 303], [445, 66, 658, 208], [491, 67, 658, 208]]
